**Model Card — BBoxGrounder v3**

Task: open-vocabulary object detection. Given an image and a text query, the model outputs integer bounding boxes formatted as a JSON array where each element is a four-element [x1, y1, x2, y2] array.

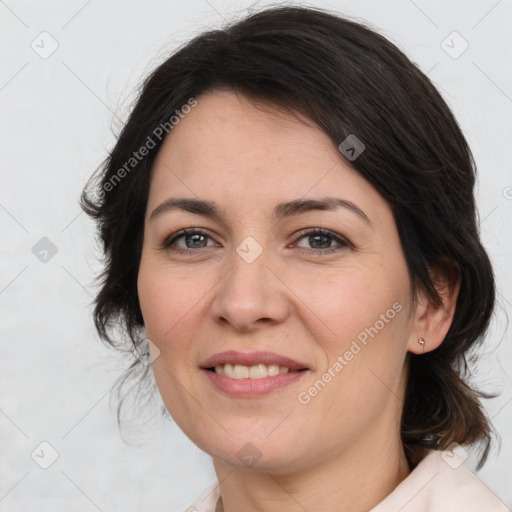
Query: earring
[[418, 337, 426, 350]]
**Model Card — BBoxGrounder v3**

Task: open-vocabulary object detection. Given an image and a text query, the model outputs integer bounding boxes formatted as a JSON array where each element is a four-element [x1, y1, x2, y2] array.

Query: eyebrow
[[149, 196, 372, 226]]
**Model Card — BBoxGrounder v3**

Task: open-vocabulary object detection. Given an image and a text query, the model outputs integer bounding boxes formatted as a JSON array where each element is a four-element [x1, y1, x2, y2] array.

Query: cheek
[[138, 250, 193, 309], [298, 267, 396, 343], [137, 262, 204, 420], [137, 261, 201, 354], [297, 262, 410, 395]]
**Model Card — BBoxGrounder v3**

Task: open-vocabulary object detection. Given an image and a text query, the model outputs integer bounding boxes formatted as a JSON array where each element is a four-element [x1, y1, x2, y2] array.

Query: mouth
[[199, 350, 310, 397]]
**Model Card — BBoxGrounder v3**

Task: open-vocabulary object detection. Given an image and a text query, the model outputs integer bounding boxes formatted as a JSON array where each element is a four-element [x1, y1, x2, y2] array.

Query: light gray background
[[1, 0, 511, 510]]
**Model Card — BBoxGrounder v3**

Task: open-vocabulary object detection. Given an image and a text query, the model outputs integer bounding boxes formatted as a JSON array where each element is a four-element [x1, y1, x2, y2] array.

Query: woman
[[80, 6, 508, 511]]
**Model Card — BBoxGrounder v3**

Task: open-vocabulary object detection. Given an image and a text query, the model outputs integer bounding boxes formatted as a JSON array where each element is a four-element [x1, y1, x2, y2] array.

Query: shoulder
[[371, 448, 510, 512], [180, 481, 221, 512]]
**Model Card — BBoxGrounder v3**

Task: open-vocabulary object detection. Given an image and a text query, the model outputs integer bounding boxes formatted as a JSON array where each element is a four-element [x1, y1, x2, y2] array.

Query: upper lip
[[200, 350, 309, 371]]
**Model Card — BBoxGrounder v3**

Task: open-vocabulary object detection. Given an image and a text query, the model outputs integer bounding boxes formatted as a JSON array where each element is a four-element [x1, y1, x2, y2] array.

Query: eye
[[292, 228, 350, 255], [162, 229, 217, 255], [161, 227, 351, 256]]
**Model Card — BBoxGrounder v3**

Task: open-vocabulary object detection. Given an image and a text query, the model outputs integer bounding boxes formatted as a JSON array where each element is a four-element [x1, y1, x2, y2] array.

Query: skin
[[137, 89, 460, 512]]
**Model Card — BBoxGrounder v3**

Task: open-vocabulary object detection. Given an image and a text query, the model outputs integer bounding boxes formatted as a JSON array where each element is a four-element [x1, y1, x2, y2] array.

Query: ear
[[407, 259, 461, 355]]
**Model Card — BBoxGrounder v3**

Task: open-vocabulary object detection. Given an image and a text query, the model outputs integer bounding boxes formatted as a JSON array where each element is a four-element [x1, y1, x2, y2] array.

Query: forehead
[[154, 89, 332, 171], [148, 89, 384, 222]]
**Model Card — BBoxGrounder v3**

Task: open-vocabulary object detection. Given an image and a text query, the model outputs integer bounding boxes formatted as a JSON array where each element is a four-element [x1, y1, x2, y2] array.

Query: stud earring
[[418, 337, 426, 350]]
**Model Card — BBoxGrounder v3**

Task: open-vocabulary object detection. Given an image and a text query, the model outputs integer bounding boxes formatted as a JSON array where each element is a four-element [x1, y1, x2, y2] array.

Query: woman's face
[[137, 89, 418, 472]]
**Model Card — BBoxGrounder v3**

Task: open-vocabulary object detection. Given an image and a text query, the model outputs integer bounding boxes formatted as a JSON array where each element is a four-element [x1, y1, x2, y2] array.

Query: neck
[[212, 428, 410, 512]]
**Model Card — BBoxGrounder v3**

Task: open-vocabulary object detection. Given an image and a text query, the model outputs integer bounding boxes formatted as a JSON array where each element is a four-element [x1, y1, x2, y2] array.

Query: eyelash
[[161, 228, 351, 256]]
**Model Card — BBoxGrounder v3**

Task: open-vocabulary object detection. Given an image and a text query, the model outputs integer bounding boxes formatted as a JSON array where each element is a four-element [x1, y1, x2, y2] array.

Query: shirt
[[181, 449, 510, 511]]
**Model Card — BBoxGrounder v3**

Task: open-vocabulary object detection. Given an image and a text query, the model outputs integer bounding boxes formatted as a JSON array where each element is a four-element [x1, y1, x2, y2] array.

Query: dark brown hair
[[81, 5, 497, 468]]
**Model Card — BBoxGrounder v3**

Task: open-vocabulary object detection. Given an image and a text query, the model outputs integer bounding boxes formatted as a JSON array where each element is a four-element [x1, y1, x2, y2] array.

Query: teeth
[[233, 364, 249, 379], [213, 363, 291, 379]]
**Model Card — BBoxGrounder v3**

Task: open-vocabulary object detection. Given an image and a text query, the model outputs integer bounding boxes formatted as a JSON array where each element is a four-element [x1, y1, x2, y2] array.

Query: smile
[[199, 350, 310, 397]]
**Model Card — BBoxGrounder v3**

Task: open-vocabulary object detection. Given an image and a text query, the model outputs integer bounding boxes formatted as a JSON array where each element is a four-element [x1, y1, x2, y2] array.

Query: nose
[[210, 243, 291, 332]]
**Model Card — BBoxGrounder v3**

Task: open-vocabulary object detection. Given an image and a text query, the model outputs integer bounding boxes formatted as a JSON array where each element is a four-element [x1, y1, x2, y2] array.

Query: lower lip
[[200, 368, 309, 397]]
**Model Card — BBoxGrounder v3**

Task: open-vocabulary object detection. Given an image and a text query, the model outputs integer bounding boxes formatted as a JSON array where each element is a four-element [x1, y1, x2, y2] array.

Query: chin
[[203, 432, 310, 474]]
